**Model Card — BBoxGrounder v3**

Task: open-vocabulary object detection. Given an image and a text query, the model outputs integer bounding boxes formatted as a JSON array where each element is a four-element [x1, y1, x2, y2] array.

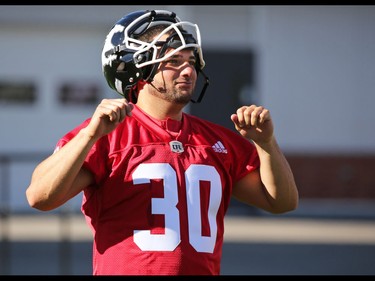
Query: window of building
[[58, 82, 101, 106], [0, 82, 36, 105]]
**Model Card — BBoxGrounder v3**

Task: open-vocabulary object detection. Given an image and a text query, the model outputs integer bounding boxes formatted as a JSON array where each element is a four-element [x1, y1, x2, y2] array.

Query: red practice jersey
[[55, 104, 260, 275]]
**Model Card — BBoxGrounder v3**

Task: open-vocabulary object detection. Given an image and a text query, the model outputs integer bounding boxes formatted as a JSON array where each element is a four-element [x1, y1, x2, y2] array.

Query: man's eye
[[167, 59, 178, 64], [164, 59, 196, 66]]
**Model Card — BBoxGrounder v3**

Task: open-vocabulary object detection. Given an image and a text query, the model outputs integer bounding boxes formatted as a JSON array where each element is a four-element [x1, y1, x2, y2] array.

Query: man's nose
[[180, 63, 195, 76]]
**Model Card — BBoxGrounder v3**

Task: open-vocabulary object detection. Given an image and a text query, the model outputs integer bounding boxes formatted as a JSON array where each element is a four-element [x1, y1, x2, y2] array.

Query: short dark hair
[[137, 24, 173, 43]]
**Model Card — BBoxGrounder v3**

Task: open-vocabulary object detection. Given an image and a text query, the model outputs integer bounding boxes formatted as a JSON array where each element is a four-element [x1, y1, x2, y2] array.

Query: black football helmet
[[101, 9, 209, 103]]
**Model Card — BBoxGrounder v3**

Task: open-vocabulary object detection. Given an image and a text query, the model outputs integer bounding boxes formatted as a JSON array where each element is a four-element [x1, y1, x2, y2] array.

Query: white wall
[[257, 6, 375, 154]]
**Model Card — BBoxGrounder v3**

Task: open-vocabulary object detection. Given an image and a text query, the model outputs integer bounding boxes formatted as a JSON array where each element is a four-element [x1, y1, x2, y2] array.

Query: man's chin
[[174, 96, 192, 105]]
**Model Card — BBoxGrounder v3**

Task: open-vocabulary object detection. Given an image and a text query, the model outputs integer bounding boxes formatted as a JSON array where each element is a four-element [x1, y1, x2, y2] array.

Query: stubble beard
[[150, 83, 193, 105]]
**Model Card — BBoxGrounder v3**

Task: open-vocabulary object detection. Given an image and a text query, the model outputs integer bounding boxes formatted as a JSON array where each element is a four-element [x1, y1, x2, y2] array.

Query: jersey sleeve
[[228, 132, 260, 182], [54, 118, 110, 186]]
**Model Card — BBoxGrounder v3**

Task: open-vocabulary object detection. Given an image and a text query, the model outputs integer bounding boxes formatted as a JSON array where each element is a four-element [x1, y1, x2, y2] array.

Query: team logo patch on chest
[[169, 140, 184, 153]]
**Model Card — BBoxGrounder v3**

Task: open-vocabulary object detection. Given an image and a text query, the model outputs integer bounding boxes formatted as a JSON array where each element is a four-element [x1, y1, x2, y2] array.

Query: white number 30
[[132, 163, 222, 253]]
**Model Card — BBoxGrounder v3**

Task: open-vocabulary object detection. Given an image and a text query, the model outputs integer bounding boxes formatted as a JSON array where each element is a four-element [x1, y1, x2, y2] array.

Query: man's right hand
[[84, 98, 134, 139]]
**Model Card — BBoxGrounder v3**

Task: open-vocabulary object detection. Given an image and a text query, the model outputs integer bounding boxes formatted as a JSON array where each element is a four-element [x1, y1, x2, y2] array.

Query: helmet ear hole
[[115, 53, 143, 87], [117, 62, 125, 71]]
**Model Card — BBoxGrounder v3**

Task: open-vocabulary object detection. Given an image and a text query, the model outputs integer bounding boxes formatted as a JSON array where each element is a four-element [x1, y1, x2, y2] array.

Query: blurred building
[[1, 5, 375, 212]]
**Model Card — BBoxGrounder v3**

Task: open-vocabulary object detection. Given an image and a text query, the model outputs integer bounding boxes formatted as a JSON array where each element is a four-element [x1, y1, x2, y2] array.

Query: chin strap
[[190, 69, 209, 103]]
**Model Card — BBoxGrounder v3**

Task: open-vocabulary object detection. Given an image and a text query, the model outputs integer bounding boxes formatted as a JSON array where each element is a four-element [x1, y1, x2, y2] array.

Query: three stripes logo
[[212, 141, 227, 154]]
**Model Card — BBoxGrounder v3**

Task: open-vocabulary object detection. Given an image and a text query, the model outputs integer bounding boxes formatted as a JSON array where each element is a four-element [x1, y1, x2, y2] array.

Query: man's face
[[148, 35, 197, 104]]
